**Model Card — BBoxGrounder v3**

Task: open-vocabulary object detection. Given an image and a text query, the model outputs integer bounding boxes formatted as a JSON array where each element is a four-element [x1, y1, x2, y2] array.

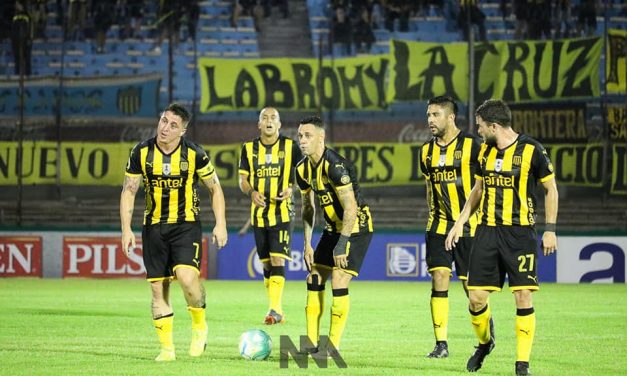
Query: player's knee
[[468, 292, 488, 310], [431, 269, 450, 284], [269, 256, 285, 267], [306, 273, 319, 284], [175, 269, 197, 287]]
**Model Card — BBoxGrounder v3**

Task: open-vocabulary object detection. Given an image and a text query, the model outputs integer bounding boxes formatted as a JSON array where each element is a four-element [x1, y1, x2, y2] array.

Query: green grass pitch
[[1, 279, 626, 375]]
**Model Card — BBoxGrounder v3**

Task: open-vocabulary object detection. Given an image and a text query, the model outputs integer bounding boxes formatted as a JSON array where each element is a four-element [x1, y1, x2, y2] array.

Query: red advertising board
[[0, 236, 43, 277], [62, 236, 209, 278]]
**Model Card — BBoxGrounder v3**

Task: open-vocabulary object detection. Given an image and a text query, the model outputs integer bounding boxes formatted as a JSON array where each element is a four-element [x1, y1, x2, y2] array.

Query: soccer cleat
[[310, 347, 341, 360], [263, 309, 285, 325], [426, 342, 449, 358], [515, 361, 532, 376], [155, 347, 176, 362], [189, 327, 208, 357], [466, 339, 495, 372]]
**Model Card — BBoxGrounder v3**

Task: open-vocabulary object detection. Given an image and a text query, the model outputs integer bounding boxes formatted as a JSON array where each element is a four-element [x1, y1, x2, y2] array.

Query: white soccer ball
[[239, 329, 272, 360]]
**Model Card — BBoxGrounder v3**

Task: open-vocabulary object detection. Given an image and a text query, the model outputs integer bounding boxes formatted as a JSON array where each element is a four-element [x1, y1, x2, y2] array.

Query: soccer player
[[419, 96, 482, 359], [120, 103, 228, 361], [238, 107, 302, 324], [445, 99, 558, 376], [295, 115, 374, 357]]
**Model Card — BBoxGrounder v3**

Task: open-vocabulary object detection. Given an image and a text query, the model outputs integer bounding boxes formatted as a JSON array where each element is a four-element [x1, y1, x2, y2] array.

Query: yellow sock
[[153, 314, 174, 350], [306, 286, 325, 346], [430, 290, 449, 341], [329, 289, 350, 350], [469, 304, 492, 344], [516, 308, 536, 362], [268, 266, 285, 314], [188, 306, 207, 331]]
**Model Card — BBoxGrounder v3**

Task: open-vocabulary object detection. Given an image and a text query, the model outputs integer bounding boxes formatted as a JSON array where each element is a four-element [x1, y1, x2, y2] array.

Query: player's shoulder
[[295, 154, 308, 169], [420, 136, 435, 148], [324, 147, 348, 165], [518, 134, 544, 149], [134, 137, 154, 150], [182, 138, 206, 153], [242, 136, 261, 146], [459, 130, 481, 143]]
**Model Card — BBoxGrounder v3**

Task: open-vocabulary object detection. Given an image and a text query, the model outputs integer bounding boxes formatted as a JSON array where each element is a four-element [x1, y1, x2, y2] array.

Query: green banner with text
[[198, 56, 388, 112], [388, 37, 601, 103], [1, 141, 620, 192]]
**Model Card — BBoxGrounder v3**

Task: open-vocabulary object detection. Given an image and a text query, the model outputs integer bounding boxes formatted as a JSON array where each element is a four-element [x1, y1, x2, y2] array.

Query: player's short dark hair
[[299, 115, 325, 130], [475, 99, 511, 128], [163, 103, 191, 127], [428, 95, 458, 116]]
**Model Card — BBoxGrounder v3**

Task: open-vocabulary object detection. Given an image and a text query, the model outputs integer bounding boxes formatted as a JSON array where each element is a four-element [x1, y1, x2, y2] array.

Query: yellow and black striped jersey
[[419, 131, 481, 236], [125, 137, 215, 225], [295, 148, 373, 234], [238, 135, 303, 227], [476, 134, 555, 227]]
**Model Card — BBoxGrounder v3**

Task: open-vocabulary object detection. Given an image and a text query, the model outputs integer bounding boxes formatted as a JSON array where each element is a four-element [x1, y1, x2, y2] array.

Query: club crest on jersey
[[454, 150, 462, 160], [494, 159, 503, 172], [438, 155, 446, 167], [180, 161, 189, 172], [341, 175, 351, 185], [163, 163, 171, 176], [278, 151, 285, 159], [265, 153, 272, 164], [513, 156, 522, 166]]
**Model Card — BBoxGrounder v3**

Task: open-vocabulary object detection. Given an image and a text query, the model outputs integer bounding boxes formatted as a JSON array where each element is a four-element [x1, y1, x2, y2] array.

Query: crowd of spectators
[[511, 0, 600, 40], [0, 1, 202, 56]]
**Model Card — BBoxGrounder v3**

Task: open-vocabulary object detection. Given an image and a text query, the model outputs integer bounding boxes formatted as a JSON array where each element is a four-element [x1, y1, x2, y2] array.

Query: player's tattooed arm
[[302, 190, 315, 271], [201, 175, 228, 248], [337, 186, 357, 238], [120, 175, 141, 256]]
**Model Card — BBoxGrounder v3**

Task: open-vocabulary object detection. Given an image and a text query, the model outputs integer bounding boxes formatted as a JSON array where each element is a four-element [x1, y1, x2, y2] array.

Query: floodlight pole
[[16, 40, 25, 226], [466, 2, 475, 133], [168, 29, 174, 103]]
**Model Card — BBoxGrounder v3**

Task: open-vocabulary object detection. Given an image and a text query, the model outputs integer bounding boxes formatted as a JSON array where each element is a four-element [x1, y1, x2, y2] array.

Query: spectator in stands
[[261, 0, 289, 19], [381, 0, 411, 32], [553, 0, 572, 38], [67, 0, 87, 41], [30, 0, 48, 40], [232, 0, 262, 32], [11, 1, 32, 76], [577, 0, 597, 36], [457, 0, 487, 42], [153, 0, 183, 53], [181, 0, 200, 41], [120, 0, 144, 40], [528, 0, 552, 40], [331, 6, 353, 56], [353, 6, 375, 53], [93, 0, 116, 53], [513, 0, 529, 39], [0, 2, 16, 45]]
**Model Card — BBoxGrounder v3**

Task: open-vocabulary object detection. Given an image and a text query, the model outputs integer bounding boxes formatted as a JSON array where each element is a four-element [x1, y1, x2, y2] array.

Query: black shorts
[[313, 230, 373, 277], [253, 221, 292, 262], [142, 221, 203, 281], [467, 225, 539, 292], [425, 232, 471, 280]]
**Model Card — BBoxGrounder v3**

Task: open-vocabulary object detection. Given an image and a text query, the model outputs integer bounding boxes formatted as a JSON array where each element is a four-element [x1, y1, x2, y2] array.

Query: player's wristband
[[333, 235, 350, 257], [545, 223, 556, 232]]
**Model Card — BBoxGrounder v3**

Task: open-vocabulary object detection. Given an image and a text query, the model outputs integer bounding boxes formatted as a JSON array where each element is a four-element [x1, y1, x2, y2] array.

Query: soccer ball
[[239, 329, 272, 360]]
